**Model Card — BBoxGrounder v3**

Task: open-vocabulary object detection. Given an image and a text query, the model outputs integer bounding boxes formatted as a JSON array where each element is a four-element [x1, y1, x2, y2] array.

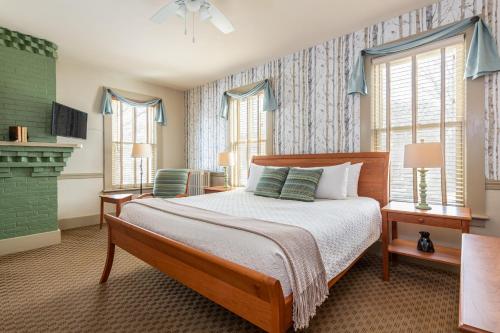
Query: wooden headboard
[[252, 152, 390, 207]]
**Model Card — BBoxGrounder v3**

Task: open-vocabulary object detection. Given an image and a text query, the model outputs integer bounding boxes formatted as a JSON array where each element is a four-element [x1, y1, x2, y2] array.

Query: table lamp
[[404, 140, 443, 210], [218, 151, 234, 188], [131, 143, 152, 194]]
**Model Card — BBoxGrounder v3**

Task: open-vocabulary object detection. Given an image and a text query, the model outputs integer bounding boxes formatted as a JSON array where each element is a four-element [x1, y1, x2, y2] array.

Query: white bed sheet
[[120, 188, 381, 295]]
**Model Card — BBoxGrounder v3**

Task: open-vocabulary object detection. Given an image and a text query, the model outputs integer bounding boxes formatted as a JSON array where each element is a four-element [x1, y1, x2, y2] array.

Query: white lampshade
[[404, 142, 443, 168], [131, 143, 152, 158], [218, 151, 234, 167]]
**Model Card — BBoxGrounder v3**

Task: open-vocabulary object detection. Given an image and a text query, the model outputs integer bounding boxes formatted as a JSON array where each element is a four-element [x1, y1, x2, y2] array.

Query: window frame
[[103, 93, 159, 192], [371, 35, 466, 206], [360, 27, 487, 218], [227, 91, 274, 187]]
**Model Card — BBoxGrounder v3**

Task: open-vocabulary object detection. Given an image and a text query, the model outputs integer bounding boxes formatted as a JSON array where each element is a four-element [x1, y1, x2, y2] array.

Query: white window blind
[[372, 37, 465, 206], [229, 92, 267, 187], [111, 98, 157, 189]]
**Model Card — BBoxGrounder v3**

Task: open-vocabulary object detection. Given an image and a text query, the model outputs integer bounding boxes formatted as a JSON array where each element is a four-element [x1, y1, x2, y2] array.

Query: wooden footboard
[[101, 214, 372, 332], [101, 214, 291, 333]]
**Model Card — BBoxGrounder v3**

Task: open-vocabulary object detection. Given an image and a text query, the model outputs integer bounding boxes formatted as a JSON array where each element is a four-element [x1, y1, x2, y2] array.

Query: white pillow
[[245, 163, 265, 192], [300, 162, 350, 199], [346, 163, 363, 197]]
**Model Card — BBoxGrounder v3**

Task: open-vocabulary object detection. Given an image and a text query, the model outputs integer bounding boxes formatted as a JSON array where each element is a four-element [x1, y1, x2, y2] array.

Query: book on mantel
[[9, 126, 28, 142]]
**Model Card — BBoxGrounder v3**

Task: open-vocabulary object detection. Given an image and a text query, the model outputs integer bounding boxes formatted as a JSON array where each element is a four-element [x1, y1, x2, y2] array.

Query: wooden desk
[[381, 201, 471, 281], [99, 194, 133, 229], [459, 234, 500, 333]]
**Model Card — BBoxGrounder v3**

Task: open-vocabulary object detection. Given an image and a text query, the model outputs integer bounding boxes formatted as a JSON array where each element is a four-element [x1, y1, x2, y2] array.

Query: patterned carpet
[[0, 226, 460, 332]]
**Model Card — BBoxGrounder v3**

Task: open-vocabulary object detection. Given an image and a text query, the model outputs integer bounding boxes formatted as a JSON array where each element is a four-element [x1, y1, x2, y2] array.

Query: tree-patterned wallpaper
[[186, 0, 500, 180]]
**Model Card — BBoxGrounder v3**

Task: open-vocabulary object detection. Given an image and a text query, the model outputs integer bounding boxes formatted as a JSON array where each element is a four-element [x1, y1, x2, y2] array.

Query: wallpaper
[[185, 0, 500, 180], [485, 0, 500, 179]]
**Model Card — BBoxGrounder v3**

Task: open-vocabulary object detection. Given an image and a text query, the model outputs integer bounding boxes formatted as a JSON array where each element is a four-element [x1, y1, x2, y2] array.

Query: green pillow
[[254, 167, 290, 198], [279, 168, 324, 202]]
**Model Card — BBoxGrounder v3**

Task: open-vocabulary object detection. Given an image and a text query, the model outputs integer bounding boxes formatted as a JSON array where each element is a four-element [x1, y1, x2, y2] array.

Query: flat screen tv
[[51, 102, 87, 139]]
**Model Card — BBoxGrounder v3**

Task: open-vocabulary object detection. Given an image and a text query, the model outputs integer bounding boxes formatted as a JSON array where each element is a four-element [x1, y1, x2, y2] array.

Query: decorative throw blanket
[[124, 198, 329, 329]]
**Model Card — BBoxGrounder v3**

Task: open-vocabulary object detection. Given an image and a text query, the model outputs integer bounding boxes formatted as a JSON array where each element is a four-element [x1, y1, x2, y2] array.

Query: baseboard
[[0, 229, 61, 256], [59, 214, 100, 230]]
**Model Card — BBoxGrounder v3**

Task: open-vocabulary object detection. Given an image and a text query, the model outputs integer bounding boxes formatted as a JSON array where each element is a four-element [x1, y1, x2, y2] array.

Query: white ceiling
[[0, 0, 437, 90]]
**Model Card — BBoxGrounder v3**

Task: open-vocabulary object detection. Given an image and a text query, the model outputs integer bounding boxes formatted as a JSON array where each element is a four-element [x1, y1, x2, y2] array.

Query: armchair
[[137, 169, 190, 199]]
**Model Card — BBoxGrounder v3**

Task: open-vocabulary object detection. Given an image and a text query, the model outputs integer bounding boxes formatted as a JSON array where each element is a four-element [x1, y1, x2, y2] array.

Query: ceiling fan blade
[[150, 0, 181, 24], [207, 1, 234, 34]]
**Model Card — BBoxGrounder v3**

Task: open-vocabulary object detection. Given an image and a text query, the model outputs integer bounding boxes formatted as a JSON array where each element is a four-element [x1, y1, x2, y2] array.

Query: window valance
[[220, 79, 278, 119], [348, 16, 500, 95], [101, 88, 166, 125]]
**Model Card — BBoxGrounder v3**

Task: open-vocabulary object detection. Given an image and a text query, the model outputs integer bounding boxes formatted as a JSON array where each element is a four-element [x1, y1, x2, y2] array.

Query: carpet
[[0, 226, 460, 332]]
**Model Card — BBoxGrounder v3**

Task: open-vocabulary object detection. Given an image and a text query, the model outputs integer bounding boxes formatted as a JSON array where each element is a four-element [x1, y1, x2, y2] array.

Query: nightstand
[[381, 201, 472, 281], [99, 193, 133, 229], [204, 186, 233, 194]]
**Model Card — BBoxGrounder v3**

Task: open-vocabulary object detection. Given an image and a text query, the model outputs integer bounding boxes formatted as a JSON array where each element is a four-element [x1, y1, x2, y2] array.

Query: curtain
[[348, 16, 500, 95], [101, 88, 166, 125], [219, 79, 277, 119]]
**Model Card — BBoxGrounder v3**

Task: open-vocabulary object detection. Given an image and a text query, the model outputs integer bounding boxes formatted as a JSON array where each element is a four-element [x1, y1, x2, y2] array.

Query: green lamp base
[[416, 168, 432, 210], [223, 166, 229, 188], [415, 203, 431, 210]]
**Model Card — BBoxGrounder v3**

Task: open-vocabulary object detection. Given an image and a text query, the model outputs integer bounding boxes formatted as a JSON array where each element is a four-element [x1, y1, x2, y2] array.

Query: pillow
[[254, 167, 290, 199], [245, 163, 265, 192], [299, 162, 350, 199], [346, 163, 363, 197], [280, 168, 324, 202]]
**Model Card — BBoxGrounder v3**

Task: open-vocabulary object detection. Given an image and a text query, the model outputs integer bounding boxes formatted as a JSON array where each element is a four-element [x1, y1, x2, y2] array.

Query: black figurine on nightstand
[[417, 231, 435, 253]]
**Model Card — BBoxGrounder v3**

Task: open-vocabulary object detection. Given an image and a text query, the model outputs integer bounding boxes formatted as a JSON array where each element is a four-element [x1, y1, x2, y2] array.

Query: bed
[[100, 152, 389, 333]]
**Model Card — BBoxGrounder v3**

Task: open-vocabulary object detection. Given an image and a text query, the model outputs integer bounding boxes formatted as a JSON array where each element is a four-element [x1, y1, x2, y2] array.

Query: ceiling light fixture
[[151, 0, 234, 43], [199, 4, 211, 21]]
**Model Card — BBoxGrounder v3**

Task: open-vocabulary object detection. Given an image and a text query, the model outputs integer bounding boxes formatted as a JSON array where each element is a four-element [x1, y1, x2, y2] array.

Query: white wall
[[55, 58, 185, 220], [483, 190, 500, 237]]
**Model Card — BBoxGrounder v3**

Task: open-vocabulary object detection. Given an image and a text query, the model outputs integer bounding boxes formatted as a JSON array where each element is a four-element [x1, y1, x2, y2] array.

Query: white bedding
[[120, 188, 381, 295]]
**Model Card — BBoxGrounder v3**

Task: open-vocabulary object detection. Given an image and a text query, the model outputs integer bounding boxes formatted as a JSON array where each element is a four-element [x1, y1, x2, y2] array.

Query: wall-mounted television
[[51, 102, 87, 139]]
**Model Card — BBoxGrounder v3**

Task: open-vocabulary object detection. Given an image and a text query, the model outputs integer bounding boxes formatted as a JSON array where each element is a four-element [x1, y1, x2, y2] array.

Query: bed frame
[[100, 152, 389, 333]]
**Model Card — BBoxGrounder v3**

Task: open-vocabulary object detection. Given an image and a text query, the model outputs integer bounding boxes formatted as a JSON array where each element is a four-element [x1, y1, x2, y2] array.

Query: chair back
[[153, 169, 190, 198]]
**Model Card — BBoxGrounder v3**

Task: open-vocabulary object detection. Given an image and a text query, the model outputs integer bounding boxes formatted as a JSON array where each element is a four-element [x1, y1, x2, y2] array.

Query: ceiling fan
[[151, 0, 234, 42]]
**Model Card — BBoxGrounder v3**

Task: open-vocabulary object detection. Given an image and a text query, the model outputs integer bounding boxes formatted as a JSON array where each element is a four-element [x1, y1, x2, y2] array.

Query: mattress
[[119, 188, 382, 295]]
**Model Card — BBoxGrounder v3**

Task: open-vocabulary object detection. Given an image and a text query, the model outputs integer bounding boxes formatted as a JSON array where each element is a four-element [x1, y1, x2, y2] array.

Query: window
[[372, 36, 465, 206], [229, 92, 270, 186], [108, 98, 157, 190]]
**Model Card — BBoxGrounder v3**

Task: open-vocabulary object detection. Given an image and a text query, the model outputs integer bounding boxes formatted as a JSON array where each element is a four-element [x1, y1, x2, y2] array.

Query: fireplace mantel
[[0, 142, 81, 178], [0, 141, 82, 148], [0, 141, 80, 250]]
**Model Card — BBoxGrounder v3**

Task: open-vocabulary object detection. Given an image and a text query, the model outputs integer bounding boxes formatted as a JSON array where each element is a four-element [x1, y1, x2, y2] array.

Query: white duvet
[[120, 188, 381, 296]]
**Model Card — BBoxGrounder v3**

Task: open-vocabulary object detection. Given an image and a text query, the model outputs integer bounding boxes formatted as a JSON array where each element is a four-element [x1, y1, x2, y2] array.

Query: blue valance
[[101, 88, 166, 125], [220, 79, 278, 119], [348, 16, 500, 95]]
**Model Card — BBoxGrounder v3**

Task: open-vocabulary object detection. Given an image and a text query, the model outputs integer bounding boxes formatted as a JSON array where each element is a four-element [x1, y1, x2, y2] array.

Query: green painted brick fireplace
[[0, 45, 56, 143], [0, 27, 76, 242], [0, 146, 74, 240]]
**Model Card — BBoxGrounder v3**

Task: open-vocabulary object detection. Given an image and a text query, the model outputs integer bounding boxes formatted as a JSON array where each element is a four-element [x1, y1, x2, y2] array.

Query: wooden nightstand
[[204, 186, 233, 194], [99, 193, 133, 229], [381, 201, 472, 281]]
